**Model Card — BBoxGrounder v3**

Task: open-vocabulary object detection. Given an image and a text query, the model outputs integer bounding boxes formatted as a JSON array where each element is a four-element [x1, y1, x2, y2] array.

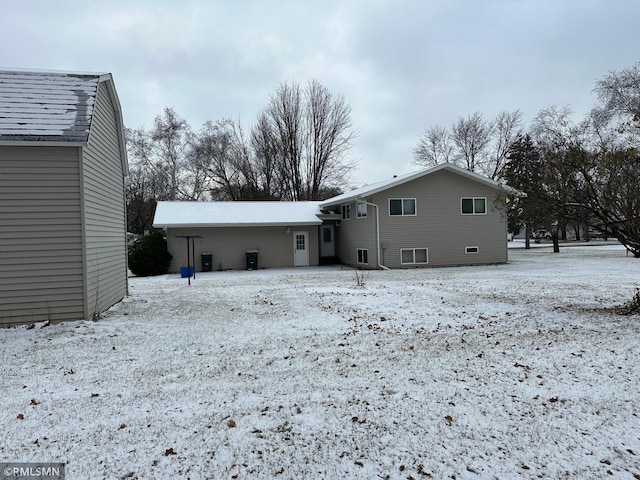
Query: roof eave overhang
[[320, 164, 525, 206], [0, 140, 87, 147], [154, 221, 322, 229], [319, 169, 435, 208], [318, 212, 341, 220]]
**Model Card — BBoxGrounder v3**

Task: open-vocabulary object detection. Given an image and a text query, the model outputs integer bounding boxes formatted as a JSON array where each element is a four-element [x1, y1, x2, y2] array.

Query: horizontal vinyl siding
[[374, 170, 507, 268], [334, 203, 379, 269], [81, 82, 127, 317], [0, 146, 84, 326], [166, 226, 319, 272]]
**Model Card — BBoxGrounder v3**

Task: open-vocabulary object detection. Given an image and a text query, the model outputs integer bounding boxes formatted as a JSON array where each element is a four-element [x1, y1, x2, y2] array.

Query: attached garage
[[153, 201, 327, 271]]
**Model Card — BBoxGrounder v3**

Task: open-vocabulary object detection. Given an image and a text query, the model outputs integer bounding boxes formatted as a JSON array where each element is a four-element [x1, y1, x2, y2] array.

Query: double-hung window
[[356, 202, 368, 218], [341, 204, 351, 220], [461, 197, 486, 215], [389, 198, 416, 216]]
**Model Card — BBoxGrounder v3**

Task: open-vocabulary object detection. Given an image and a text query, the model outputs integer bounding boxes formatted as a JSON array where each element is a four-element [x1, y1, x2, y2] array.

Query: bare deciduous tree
[[451, 112, 494, 172], [530, 105, 581, 148], [486, 110, 523, 179], [304, 79, 356, 200], [125, 127, 164, 234], [192, 119, 240, 200], [412, 124, 453, 167], [590, 61, 640, 150], [151, 107, 193, 200], [593, 60, 640, 122], [251, 112, 284, 199], [253, 80, 356, 200], [414, 110, 521, 179]]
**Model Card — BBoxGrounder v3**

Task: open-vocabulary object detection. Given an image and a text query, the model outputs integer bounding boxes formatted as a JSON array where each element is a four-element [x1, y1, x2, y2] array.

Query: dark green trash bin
[[246, 250, 258, 270], [201, 252, 212, 272]]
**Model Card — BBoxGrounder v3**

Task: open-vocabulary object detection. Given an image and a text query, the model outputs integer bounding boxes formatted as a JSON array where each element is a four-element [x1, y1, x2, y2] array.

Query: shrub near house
[[128, 233, 172, 276]]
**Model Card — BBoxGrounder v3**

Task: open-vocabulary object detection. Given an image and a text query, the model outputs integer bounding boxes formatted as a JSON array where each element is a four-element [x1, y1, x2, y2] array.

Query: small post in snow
[[175, 235, 202, 286]]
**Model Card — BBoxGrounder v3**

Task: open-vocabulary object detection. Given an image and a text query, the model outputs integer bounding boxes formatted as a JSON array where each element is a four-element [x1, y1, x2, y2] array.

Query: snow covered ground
[[1, 244, 639, 479]]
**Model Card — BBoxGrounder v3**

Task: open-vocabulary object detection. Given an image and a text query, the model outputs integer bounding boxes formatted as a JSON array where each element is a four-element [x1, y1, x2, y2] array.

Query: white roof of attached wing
[[320, 163, 524, 207], [153, 201, 324, 228]]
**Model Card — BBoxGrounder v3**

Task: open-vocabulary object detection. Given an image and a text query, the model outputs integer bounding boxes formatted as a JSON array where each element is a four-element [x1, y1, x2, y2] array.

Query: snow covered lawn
[[1, 245, 639, 479]]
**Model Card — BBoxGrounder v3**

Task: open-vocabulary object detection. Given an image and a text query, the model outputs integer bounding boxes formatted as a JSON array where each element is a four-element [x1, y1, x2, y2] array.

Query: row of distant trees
[[413, 61, 640, 257], [126, 61, 640, 257], [126, 80, 357, 233]]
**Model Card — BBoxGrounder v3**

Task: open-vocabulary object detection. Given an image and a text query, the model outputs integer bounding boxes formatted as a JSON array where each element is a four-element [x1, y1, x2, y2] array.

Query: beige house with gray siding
[[0, 70, 129, 327], [320, 163, 519, 269], [153, 164, 520, 272], [154, 202, 325, 271]]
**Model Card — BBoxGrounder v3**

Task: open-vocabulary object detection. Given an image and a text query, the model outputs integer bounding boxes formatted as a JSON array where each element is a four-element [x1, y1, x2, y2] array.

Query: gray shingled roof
[[0, 70, 105, 143]]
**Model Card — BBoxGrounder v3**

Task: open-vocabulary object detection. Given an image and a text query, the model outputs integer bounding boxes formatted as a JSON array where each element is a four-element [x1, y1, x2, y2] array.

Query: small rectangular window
[[403, 198, 416, 215], [356, 202, 368, 218], [461, 197, 486, 215], [323, 228, 332, 243], [414, 248, 428, 263], [389, 199, 403, 216], [401, 249, 414, 264], [400, 248, 428, 264], [461, 198, 474, 214], [296, 234, 306, 250], [341, 204, 351, 220], [465, 246, 479, 254], [389, 198, 416, 216], [357, 248, 368, 264]]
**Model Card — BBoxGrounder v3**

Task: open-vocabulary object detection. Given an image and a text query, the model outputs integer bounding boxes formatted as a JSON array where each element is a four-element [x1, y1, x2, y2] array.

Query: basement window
[[401, 248, 428, 264], [465, 246, 479, 254], [357, 248, 368, 264]]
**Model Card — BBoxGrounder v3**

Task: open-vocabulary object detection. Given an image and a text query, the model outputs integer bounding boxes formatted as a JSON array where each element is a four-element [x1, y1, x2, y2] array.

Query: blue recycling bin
[[180, 266, 194, 278]]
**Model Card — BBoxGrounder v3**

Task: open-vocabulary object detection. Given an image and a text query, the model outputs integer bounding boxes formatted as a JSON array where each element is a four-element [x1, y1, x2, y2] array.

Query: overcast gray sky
[[2, 0, 639, 185]]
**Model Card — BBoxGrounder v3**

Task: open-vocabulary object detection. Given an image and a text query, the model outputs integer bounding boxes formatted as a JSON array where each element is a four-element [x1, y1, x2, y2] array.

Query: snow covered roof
[[153, 201, 324, 228], [154, 165, 525, 228], [0, 69, 111, 143], [320, 163, 523, 207]]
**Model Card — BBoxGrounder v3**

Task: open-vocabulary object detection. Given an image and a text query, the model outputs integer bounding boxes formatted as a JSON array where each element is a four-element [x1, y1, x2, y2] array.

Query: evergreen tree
[[503, 135, 551, 249]]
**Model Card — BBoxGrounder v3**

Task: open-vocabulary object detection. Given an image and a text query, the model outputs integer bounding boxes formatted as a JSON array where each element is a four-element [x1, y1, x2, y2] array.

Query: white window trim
[[465, 246, 479, 254], [461, 197, 487, 215], [400, 247, 428, 264], [389, 198, 417, 216], [356, 202, 368, 218], [341, 204, 351, 220], [357, 248, 369, 264]]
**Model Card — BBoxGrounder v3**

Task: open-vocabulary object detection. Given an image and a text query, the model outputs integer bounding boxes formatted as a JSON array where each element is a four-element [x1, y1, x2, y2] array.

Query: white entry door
[[293, 231, 309, 266]]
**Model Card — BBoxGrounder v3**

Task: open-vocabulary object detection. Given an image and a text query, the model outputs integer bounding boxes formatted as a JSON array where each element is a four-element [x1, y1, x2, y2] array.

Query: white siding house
[[0, 70, 129, 327]]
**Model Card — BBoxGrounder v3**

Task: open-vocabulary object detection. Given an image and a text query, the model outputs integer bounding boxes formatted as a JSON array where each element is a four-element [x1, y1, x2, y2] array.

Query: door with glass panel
[[293, 231, 309, 266]]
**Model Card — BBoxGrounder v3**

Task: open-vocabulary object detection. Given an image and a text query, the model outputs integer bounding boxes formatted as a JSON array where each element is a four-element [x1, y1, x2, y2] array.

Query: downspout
[[357, 199, 389, 270]]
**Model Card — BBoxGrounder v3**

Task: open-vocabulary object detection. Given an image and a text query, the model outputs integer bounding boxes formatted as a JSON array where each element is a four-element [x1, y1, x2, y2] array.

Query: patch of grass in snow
[[616, 287, 640, 315]]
